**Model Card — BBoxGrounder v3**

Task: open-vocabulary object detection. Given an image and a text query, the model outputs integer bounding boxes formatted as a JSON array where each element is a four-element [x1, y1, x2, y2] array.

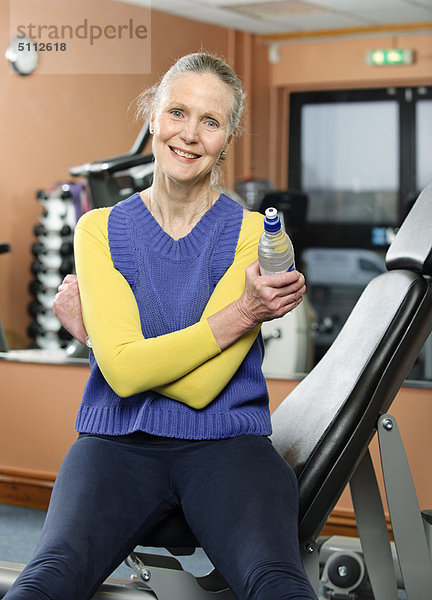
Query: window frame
[[289, 86, 432, 225]]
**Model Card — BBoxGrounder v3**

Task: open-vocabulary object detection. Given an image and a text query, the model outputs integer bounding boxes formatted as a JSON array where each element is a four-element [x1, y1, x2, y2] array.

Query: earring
[[149, 126, 154, 135], [221, 150, 226, 156]]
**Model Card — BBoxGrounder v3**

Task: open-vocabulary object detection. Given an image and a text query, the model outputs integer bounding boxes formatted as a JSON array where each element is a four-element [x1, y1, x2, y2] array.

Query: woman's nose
[[180, 119, 199, 143]]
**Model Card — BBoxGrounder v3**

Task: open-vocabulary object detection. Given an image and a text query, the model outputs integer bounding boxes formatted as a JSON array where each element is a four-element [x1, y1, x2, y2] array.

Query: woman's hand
[[207, 260, 306, 351], [235, 260, 306, 329], [52, 274, 87, 346]]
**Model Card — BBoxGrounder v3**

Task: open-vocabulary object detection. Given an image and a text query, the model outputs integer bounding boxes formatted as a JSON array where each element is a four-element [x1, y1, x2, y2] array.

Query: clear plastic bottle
[[258, 207, 295, 275]]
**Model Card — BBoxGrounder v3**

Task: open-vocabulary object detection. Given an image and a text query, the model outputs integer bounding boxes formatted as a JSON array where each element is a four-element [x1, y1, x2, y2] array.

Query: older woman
[[6, 53, 316, 600]]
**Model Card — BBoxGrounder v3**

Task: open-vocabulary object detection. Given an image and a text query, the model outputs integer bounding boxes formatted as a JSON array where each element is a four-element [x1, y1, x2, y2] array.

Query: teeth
[[172, 148, 199, 159]]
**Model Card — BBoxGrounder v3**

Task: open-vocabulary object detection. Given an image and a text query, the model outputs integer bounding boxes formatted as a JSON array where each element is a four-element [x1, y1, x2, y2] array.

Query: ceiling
[[114, 0, 432, 36]]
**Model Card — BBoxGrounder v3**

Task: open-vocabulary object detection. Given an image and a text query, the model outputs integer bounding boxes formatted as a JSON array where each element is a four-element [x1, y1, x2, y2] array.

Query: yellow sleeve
[[74, 209, 221, 399], [155, 212, 263, 408], [75, 207, 264, 408]]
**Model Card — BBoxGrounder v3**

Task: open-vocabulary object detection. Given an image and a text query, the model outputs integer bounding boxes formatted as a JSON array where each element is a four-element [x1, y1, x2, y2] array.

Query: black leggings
[[4, 433, 317, 600]]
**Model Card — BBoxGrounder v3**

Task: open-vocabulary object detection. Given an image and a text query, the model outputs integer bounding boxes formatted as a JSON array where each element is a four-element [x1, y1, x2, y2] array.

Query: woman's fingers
[[253, 270, 305, 304], [241, 261, 307, 325], [56, 273, 78, 293], [58, 273, 78, 288], [52, 275, 87, 345], [62, 273, 78, 284], [257, 269, 302, 289]]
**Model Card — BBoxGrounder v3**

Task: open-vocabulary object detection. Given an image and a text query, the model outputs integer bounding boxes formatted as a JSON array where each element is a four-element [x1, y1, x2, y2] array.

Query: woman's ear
[[149, 113, 155, 135]]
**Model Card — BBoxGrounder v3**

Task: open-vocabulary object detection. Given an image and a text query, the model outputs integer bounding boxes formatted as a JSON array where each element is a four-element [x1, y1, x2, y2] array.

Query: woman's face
[[150, 72, 234, 186]]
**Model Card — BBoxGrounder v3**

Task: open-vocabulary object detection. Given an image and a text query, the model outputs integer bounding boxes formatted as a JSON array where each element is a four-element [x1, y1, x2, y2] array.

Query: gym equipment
[[261, 294, 316, 378], [1, 183, 431, 597], [26, 122, 152, 349], [259, 190, 308, 228], [69, 121, 154, 209], [27, 184, 83, 349], [318, 535, 402, 598], [302, 247, 387, 357], [234, 178, 275, 210]]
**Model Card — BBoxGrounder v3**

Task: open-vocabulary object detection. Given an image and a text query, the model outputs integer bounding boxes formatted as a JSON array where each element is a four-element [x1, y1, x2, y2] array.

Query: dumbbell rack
[[27, 182, 87, 349]]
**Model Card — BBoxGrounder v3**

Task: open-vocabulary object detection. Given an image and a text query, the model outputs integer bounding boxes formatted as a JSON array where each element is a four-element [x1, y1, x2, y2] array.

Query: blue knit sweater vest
[[75, 192, 271, 439]]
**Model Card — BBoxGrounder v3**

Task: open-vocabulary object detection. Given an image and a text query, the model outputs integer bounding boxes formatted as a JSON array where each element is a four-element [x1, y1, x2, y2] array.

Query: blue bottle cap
[[263, 207, 281, 232]]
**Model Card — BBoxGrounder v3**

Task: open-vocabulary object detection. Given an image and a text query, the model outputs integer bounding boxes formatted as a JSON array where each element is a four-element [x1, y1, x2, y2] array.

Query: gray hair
[[135, 52, 246, 138]]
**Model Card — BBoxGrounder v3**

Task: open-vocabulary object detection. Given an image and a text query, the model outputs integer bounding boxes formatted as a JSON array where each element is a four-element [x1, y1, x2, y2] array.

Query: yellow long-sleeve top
[[74, 192, 271, 439]]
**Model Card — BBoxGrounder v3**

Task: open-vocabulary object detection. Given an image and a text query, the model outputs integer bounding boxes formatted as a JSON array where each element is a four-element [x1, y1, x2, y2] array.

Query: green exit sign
[[366, 48, 414, 66]]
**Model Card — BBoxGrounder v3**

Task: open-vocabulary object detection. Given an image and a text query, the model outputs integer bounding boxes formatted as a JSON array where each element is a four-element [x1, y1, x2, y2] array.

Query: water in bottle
[[258, 207, 295, 275]]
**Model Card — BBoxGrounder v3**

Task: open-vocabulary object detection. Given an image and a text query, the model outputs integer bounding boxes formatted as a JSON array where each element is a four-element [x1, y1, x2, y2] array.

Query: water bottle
[[258, 207, 295, 275]]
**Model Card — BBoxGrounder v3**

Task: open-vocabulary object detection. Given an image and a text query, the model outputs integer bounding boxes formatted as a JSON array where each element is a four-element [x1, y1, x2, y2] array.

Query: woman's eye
[[204, 118, 219, 129], [170, 109, 183, 118]]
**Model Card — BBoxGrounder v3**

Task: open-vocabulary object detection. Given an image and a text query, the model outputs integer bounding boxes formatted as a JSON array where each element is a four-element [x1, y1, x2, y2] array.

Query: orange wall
[[270, 32, 432, 89], [0, 361, 88, 475]]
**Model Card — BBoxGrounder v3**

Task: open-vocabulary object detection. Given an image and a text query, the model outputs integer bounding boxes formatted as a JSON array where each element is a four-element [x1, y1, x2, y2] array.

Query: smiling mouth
[[169, 146, 201, 159]]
